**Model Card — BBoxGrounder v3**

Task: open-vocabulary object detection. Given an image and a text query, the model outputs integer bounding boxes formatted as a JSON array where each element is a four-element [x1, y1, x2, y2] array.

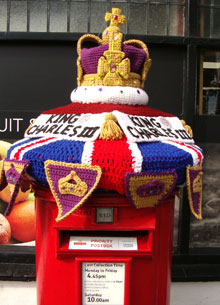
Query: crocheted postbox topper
[[3, 8, 204, 221]]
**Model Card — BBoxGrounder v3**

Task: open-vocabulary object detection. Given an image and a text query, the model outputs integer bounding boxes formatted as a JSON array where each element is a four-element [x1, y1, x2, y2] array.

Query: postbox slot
[[53, 205, 156, 231], [57, 229, 153, 258]]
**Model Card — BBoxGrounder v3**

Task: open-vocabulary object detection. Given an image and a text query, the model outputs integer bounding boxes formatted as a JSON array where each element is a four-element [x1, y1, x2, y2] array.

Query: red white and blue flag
[[7, 103, 203, 194]]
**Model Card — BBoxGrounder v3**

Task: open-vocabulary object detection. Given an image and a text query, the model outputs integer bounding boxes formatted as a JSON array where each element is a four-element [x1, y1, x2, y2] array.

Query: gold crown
[[77, 8, 151, 89], [58, 170, 88, 197]]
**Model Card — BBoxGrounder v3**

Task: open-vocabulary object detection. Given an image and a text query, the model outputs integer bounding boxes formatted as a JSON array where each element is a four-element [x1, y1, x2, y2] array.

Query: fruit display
[[0, 140, 12, 159], [7, 200, 36, 243], [0, 213, 11, 244], [0, 183, 30, 204], [0, 140, 36, 244], [0, 183, 35, 244]]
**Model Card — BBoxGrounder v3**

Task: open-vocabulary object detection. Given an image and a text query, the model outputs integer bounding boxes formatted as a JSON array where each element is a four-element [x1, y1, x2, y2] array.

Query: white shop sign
[[69, 236, 137, 251], [82, 262, 125, 305]]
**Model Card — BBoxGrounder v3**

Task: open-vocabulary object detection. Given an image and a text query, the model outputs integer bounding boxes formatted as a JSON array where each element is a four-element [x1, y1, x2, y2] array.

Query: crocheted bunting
[[0, 160, 7, 191], [3, 159, 29, 216], [125, 171, 177, 208], [186, 165, 203, 220], [20, 179, 31, 193], [44, 161, 102, 222]]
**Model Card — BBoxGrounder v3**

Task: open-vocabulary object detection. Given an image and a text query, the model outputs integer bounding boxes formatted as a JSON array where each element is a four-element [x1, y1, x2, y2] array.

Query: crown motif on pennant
[[58, 170, 88, 197], [77, 8, 152, 89]]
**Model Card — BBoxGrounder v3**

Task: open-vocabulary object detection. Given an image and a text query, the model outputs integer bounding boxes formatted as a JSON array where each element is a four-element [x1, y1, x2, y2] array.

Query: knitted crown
[[77, 8, 152, 89]]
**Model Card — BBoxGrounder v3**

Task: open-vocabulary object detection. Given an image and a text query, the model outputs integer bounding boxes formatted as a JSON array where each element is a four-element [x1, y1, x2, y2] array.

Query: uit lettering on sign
[[0, 118, 23, 133]]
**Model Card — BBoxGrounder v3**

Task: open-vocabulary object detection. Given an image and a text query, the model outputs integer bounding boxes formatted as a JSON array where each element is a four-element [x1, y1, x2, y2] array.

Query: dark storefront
[[0, 0, 220, 281]]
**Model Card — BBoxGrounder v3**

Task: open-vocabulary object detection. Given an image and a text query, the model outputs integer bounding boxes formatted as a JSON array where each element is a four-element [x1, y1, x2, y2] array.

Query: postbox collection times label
[[82, 262, 125, 305], [69, 236, 137, 251]]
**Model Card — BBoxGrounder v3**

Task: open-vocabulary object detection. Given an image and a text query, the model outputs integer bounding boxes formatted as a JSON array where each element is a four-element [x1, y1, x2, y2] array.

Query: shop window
[[0, 0, 186, 36], [198, 1, 220, 38], [199, 50, 220, 115]]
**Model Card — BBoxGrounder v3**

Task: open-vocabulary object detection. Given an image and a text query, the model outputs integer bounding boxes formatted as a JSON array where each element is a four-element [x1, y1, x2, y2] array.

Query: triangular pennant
[[3, 159, 29, 216], [20, 179, 31, 193], [0, 160, 7, 191], [44, 161, 102, 222], [186, 165, 203, 220], [125, 170, 177, 208]]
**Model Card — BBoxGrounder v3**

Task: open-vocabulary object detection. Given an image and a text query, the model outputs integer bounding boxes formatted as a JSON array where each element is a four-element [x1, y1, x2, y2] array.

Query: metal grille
[[0, 0, 186, 36]]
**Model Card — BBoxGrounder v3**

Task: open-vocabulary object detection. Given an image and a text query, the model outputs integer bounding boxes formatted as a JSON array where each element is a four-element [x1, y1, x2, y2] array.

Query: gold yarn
[[58, 170, 88, 197], [81, 72, 141, 88], [99, 113, 123, 141], [181, 120, 193, 138], [25, 119, 36, 135]]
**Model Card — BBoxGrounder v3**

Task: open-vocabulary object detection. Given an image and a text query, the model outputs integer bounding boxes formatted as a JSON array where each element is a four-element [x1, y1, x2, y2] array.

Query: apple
[[0, 213, 11, 244]]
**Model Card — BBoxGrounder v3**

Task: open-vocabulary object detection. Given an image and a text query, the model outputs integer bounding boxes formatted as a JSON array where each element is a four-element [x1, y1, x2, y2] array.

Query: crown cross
[[103, 8, 125, 49], [105, 8, 126, 28], [98, 52, 130, 86]]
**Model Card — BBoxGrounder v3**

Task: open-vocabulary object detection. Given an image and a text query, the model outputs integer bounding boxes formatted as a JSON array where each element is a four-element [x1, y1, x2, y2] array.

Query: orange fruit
[[7, 200, 36, 243]]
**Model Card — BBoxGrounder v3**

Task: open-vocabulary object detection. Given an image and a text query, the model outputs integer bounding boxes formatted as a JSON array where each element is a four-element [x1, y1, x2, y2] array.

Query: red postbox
[[35, 186, 176, 305], [2, 7, 204, 305]]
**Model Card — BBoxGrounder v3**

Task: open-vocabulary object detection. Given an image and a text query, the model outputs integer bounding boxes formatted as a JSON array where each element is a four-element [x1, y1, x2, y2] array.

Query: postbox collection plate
[[82, 262, 125, 305], [69, 236, 138, 251]]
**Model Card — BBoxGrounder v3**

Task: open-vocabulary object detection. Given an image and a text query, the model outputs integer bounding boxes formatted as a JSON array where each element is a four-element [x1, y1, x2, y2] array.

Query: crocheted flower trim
[[70, 86, 149, 105], [44, 160, 102, 221], [125, 170, 177, 208]]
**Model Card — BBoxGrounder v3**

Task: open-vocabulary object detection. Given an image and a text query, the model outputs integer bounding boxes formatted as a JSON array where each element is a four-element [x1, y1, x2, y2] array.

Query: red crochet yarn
[[91, 136, 134, 194], [43, 102, 174, 117]]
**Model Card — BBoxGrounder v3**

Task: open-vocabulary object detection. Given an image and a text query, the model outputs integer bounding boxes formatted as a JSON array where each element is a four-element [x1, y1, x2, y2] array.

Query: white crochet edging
[[127, 141, 143, 173], [81, 141, 95, 165], [70, 86, 149, 105]]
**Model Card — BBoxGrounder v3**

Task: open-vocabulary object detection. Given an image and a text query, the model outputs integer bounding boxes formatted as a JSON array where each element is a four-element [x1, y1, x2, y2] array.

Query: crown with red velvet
[[77, 8, 151, 89]]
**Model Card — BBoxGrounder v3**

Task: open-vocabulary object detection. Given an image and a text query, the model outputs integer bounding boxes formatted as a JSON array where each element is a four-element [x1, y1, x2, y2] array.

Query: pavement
[[0, 281, 219, 305]]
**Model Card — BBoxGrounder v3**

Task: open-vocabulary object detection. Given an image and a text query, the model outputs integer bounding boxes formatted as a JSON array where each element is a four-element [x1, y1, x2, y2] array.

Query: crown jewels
[[77, 8, 151, 89]]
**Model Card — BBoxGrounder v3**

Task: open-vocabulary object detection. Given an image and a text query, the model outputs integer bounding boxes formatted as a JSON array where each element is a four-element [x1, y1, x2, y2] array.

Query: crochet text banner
[[113, 111, 194, 144], [24, 113, 105, 141], [24, 111, 194, 143]]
